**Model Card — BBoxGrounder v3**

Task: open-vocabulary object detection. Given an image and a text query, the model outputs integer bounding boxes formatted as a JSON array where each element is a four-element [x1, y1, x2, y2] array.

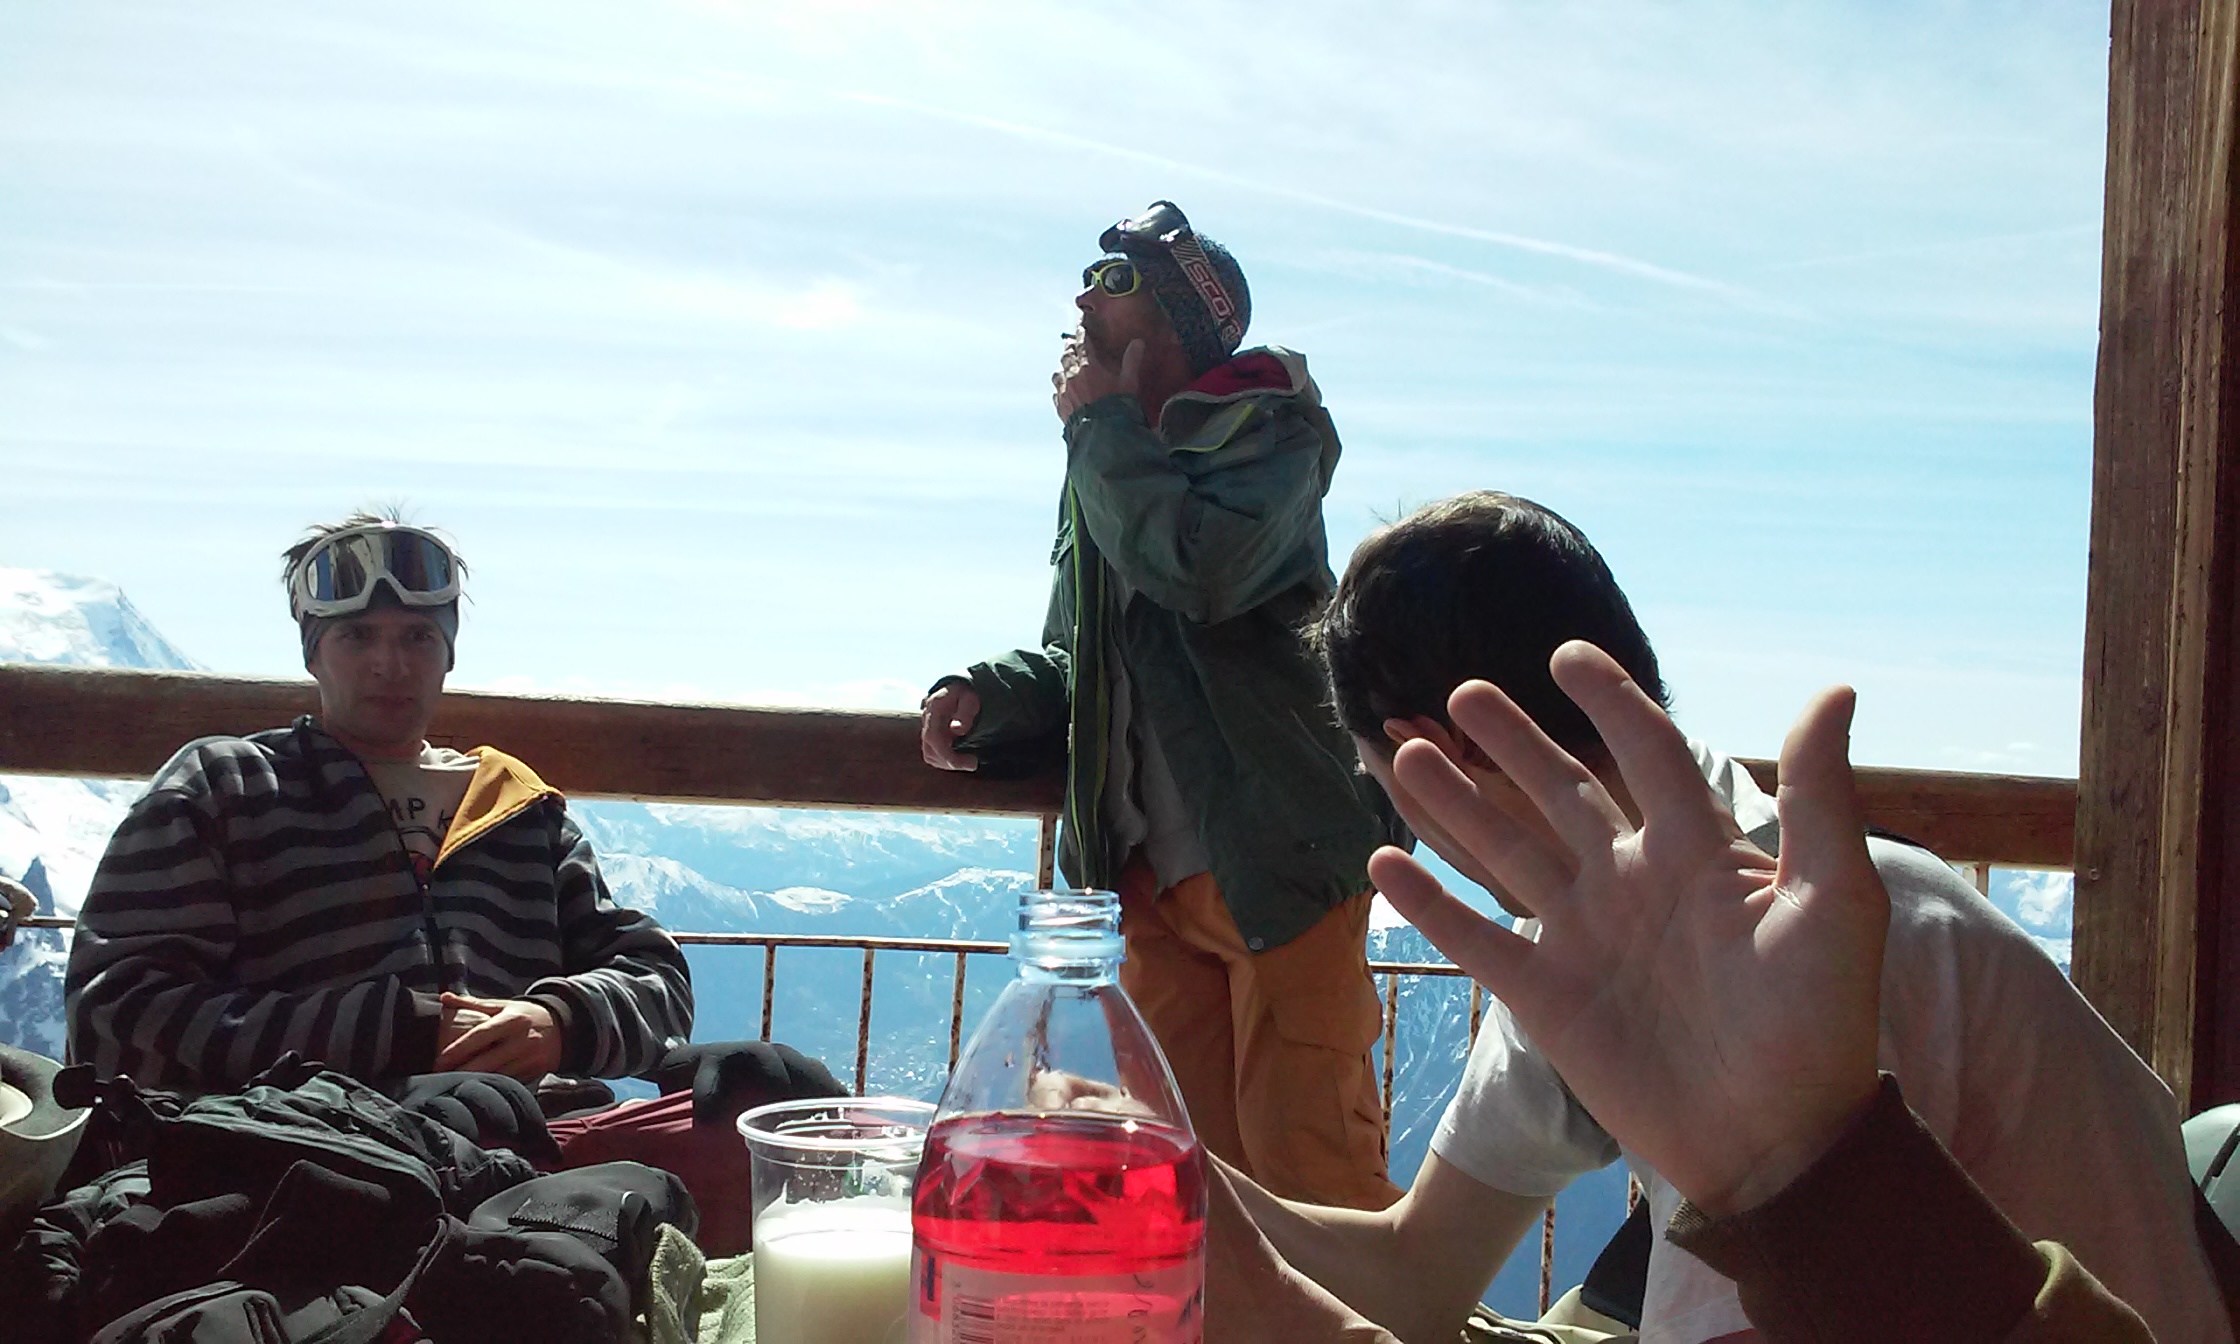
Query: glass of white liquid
[[739, 1095, 933, 1344]]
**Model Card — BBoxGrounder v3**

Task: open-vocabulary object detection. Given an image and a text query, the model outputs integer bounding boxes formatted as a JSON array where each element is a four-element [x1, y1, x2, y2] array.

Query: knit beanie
[[299, 583, 459, 671], [1113, 232, 1251, 376]]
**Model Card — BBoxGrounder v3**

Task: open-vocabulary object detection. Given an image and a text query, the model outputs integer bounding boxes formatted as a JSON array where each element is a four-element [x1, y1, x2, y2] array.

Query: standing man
[[921, 202, 1403, 1208]]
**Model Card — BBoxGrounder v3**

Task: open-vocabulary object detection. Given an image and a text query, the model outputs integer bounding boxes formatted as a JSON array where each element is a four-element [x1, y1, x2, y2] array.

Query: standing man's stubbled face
[[1076, 273, 1172, 367], [1055, 260, 1197, 426], [306, 605, 449, 760]]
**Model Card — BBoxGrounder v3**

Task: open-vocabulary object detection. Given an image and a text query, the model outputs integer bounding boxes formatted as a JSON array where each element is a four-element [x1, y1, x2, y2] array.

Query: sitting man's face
[[307, 606, 449, 758]]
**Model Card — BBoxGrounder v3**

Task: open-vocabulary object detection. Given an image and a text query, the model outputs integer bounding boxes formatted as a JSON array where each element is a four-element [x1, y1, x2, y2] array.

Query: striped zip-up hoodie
[[65, 718, 693, 1091]]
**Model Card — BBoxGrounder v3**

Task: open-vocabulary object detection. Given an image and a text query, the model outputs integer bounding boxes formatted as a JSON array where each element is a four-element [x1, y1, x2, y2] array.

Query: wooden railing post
[[1035, 814, 1058, 890]]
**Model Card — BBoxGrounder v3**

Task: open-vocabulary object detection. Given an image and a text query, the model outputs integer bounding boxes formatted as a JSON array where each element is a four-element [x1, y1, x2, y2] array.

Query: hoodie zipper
[[390, 823, 450, 993], [310, 720, 451, 992]]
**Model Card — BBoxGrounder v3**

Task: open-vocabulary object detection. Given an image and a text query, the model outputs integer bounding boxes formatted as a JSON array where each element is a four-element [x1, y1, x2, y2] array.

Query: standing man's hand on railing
[[920, 681, 981, 772]]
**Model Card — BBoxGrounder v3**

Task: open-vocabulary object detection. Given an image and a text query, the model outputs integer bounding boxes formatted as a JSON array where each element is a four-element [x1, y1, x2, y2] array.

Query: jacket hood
[[1155, 346, 1338, 494], [1171, 346, 1314, 407]]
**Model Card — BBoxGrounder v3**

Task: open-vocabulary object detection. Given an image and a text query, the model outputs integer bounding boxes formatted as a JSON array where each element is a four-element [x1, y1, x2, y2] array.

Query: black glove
[[645, 1042, 845, 1126], [387, 1071, 562, 1166], [534, 1076, 617, 1121]]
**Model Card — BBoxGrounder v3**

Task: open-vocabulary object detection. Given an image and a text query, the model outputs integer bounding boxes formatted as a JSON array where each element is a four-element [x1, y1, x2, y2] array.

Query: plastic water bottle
[[910, 890, 1206, 1343]]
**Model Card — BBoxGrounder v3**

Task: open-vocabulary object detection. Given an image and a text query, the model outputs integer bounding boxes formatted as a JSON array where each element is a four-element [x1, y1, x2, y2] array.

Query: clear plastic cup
[[738, 1096, 934, 1344]]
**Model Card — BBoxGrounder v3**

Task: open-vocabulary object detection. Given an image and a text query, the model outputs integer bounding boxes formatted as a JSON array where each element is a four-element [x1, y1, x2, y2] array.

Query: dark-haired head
[[1312, 491, 1667, 765]]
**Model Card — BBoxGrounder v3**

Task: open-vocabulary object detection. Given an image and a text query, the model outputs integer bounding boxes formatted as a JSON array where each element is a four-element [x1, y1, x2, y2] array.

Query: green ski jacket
[[950, 346, 1401, 952]]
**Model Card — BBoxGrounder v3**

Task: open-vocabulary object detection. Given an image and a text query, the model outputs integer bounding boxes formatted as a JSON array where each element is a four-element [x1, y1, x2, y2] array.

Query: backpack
[[2, 1057, 694, 1343]]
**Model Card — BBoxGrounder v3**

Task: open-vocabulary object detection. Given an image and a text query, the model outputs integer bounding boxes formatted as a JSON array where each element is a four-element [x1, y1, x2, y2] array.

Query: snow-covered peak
[[767, 886, 855, 914], [0, 568, 197, 671]]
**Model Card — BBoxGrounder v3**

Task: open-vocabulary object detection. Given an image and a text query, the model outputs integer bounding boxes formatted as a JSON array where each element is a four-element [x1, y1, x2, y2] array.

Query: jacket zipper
[[322, 723, 452, 993], [313, 722, 549, 996], [1067, 488, 1111, 884], [395, 829, 450, 993]]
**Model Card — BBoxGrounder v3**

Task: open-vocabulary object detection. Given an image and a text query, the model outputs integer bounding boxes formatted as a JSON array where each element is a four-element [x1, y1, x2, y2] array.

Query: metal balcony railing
[[0, 661, 2079, 1315]]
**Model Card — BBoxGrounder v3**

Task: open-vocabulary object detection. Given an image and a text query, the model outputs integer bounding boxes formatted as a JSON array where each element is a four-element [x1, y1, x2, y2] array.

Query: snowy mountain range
[[0, 570, 205, 1061], [0, 565, 2079, 1314]]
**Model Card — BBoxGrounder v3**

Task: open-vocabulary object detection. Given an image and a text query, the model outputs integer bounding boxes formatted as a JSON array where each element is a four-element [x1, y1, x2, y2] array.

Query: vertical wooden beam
[[2079, 0, 2240, 1106], [2077, 0, 2193, 1089], [2182, 0, 2240, 1105]]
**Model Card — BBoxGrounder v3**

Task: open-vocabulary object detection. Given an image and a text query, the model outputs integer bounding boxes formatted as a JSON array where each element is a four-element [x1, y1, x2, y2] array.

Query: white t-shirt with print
[[363, 746, 480, 882], [1428, 745, 2229, 1344]]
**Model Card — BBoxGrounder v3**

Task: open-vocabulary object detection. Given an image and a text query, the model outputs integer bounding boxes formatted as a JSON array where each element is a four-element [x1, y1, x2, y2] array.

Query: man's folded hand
[[435, 993, 565, 1080]]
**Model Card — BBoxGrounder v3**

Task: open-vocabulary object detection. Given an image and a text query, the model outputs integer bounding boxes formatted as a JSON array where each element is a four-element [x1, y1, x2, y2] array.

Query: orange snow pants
[[1115, 855, 1403, 1210]]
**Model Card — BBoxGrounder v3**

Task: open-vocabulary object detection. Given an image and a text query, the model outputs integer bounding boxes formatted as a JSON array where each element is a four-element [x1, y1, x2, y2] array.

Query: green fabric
[[643, 1222, 708, 1344], [693, 1251, 756, 1344], [955, 347, 1399, 950]]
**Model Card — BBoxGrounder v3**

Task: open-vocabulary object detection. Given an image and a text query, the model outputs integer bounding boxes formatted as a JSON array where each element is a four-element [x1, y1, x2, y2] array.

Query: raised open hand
[[1367, 640, 1889, 1216]]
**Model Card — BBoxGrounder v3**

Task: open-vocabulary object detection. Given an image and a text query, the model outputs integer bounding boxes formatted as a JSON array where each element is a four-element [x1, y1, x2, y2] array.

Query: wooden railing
[[0, 659, 2083, 1314], [0, 662, 2079, 867]]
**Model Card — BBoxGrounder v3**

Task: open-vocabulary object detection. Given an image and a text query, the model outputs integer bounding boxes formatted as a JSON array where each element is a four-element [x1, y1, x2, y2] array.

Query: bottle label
[[912, 1251, 1204, 1343]]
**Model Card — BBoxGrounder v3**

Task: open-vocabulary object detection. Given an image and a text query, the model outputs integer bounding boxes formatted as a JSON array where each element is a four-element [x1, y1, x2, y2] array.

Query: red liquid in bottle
[[910, 1111, 1206, 1342]]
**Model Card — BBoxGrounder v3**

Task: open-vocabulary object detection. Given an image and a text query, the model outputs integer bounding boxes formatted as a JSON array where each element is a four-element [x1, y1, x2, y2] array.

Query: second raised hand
[[1365, 640, 1890, 1217]]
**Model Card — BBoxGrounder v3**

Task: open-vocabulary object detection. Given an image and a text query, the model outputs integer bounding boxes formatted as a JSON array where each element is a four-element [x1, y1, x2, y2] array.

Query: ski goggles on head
[[1081, 257, 1145, 298], [1099, 199, 1196, 255], [287, 523, 462, 620], [1097, 199, 1244, 348]]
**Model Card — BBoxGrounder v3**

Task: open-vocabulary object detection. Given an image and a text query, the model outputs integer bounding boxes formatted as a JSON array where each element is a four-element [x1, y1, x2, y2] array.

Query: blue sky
[[1, 0, 2109, 776]]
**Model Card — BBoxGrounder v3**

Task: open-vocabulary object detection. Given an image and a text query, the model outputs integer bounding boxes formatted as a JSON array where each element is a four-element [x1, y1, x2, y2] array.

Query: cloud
[[1767, 223, 2101, 274], [838, 87, 1765, 306], [1306, 249, 1581, 306], [2011, 870, 2075, 933], [770, 280, 864, 331]]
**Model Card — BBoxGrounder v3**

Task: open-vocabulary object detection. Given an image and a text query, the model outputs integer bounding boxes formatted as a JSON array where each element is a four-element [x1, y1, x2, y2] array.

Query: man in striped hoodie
[[64, 513, 694, 1093]]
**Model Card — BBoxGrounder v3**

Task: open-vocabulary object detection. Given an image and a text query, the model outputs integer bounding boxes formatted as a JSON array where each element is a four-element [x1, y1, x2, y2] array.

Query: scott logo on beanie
[[1169, 234, 1243, 347]]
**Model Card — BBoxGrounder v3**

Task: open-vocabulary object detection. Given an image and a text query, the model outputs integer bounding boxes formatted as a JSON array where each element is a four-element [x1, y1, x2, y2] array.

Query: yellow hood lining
[[434, 747, 561, 868]]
